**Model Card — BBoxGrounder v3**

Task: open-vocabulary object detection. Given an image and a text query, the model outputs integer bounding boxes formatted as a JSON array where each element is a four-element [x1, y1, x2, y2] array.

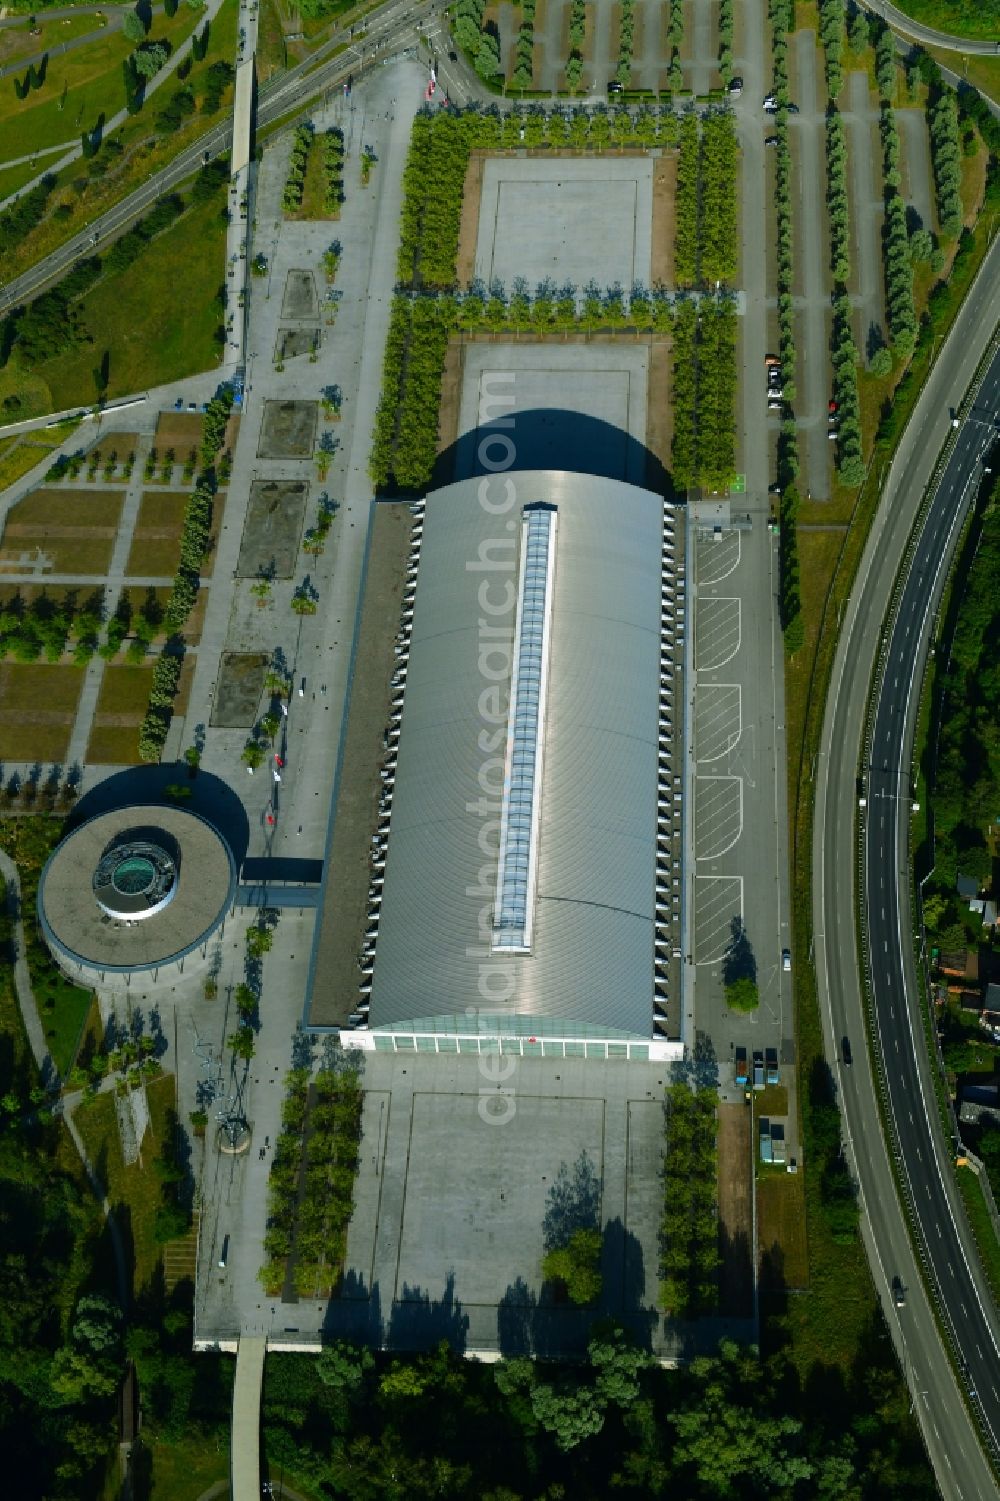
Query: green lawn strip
[[956, 1167, 1000, 1307], [0, 12, 101, 70], [0, 814, 92, 1076], [925, 46, 1000, 106], [1, 189, 226, 416], [0, 156, 54, 201], [144, 1434, 229, 1501], [0, 6, 203, 160], [2, 0, 238, 283], [73, 1071, 179, 1292], [889, 0, 1000, 43]]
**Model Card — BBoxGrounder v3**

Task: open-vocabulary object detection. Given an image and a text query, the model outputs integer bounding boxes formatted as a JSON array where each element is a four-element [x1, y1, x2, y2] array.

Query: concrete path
[[844, 70, 887, 360], [790, 27, 830, 501], [231, 1335, 266, 1501], [685, 0, 715, 96], [0, 849, 55, 1082], [897, 106, 936, 236]]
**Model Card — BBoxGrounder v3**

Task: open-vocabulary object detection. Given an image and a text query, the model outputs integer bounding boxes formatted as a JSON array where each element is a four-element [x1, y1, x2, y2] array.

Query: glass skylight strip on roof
[[492, 505, 558, 953]]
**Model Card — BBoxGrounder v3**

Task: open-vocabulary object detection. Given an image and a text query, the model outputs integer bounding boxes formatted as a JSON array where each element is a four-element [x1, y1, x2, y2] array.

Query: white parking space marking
[[695, 530, 741, 586], [693, 875, 744, 964], [695, 776, 743, 860], [694, 682, 742, 764], [695, 597, 741, 672]]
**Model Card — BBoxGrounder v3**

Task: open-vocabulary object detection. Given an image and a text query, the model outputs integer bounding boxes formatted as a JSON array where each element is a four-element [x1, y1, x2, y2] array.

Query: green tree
[[724, 976, 759, 1012], [542, 1227, 602, 1305], [317, 1341, 374, 1392], [475, 29, 501, 79], [132, 42, 169, 78], [228, 1027, 255, 1062], [530, 1378, 606, 1451], [122, 10, 146, 42], [869, 346, 892, 377]]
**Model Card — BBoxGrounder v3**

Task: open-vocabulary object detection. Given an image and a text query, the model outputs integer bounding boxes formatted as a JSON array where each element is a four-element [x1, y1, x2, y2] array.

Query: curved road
[[858, 0, 1000, 55], [815, 227, 1000, 1499]]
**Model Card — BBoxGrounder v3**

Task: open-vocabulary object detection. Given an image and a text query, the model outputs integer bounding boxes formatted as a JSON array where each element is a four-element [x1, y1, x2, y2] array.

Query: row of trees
[[512, 0, 536, 89], [874, 22, 896, 103], [282, 123, 314, 215], [565, 0, 585, 91], [664, 0, 683, 93], [261, 1063, 363, 1296], [0, 593, 101, 665], [261, 1331, 934, 1493], [831, 294, 864, 486], [769, 0, 803, 652], [928, 91, 964, 241], [0, 173, 55, 258], [659, 1085, 720, 1317], [674, 112, 700, 286], [700, 110, 738, 284], [615, 0, 634, 89], [137, 386, 232, 759], [825, 104, 850, 285], [671, 295, 737, 491], [879, 105, 918, 357], [321, 125, 345, 214], [717, 0, 734, 87], [818, 0, 845, 99]]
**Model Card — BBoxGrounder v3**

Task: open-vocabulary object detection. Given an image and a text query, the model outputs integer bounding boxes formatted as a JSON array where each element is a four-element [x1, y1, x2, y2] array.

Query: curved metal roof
[[369, 472, 664, 1037]]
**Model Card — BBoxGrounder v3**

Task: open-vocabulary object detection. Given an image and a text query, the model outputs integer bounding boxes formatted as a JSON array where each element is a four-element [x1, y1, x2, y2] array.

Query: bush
[[122, 10, 146, 43], [542, 1229, 603, 1305], [869, 346, 892, 377], [725, 977, 759, 1011]]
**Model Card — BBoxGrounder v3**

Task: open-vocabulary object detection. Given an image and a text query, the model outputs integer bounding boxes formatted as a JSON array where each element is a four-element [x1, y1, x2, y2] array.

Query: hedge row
[[718, 0, 733, 85], [615, 0, 634, 89], [671, 295, 737, 492], [830, 294, 864, 487], [513, 0, 536, 89], [818, 0, 845, 98], [674, 112, 700, 286], [880, 106, 918, 356], [282, 123, 314, 215], [700, 110, 738, 285], [659, 1085, 720, 1318], [825, 108, 849, 285], [928, 92, 964, 240]]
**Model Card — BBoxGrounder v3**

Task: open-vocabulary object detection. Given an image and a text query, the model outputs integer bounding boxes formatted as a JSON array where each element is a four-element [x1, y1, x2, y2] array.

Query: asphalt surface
[[2, 0, 428, 314], [858, 0, 1000, 55], [815, 223, 1000, 1500]]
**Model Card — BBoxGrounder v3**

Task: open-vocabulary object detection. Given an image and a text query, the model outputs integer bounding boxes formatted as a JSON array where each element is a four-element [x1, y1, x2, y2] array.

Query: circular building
[[38, 805, 237, 988]]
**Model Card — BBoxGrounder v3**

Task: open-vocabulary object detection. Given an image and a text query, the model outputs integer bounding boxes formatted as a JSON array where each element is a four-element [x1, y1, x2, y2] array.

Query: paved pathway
[[844, 69, 887, 359], [0, 849, 54, 1081], [790, 27, 830, 501], [897, 105, 936, 235], [685, 0, 715, 96], [231, 1335, 266, 1501]]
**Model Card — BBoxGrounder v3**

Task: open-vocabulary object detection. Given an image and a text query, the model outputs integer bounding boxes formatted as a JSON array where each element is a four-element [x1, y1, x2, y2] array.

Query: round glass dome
[[111, 854, 157, 896]]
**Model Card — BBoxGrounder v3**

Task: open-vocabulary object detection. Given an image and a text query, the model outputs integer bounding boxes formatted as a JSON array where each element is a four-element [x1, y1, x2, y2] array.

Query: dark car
[[448, 50, 458, 61], [787, 102, 800, 113], [764, 134, 779, 146], [728, 76, 743, 95], [608, 79, 624, 94], [842, 1036, 853, 1065]]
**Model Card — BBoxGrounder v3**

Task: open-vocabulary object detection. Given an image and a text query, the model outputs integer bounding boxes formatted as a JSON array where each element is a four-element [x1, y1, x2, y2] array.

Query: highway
[[815, 222, 1000, 1499], [1, 0, 427, 314], [858, 0, 1000, 56]]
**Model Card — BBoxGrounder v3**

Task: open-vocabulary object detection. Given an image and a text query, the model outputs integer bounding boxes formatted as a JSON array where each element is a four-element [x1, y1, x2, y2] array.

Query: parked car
[[768, 367, 782, 385], [787, 102, 800, 113], [174, 397, 184, 410], [765, 353, 781, 368], [764, 135, 779, 146], [608, 79, 624, 94], [728, 76, 743, 95], [767, 397, 783, 411], [752, 1051, 765, 1090], [782, 948, 791, 972], [765, 1047, 779, 1085], [763, 93, 777, 109]]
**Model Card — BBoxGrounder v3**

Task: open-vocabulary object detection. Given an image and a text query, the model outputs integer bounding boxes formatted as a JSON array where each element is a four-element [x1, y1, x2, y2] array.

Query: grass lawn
[[125, 538, 183, 576], [0, 531, 115, 573], [0, 424, 82, 493], [891, 0, 1000, 43], [956, 1165, 1000, 1307], [925, 45, 1000, 104], [0, 662, 84, 760], [88, 655, 195, 762], [0, 0, 238, 284], [95, 663, 162, 716], [74, 1071, 181, 1293], [291, 130, 339, 220], [39, 981, 95, 1077], [6, 486, 124, 529], [85, 722, 144, 763], [0, 13, 100, 69], [144, 1433, 229, 1501], [2, 192, 227, 421], [0, 156, 56, 202], [0, 6, 202, 161]]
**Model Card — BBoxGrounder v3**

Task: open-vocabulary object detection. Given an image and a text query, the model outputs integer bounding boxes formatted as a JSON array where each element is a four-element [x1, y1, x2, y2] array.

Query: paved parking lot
[[686, 507, 794, 1136]]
